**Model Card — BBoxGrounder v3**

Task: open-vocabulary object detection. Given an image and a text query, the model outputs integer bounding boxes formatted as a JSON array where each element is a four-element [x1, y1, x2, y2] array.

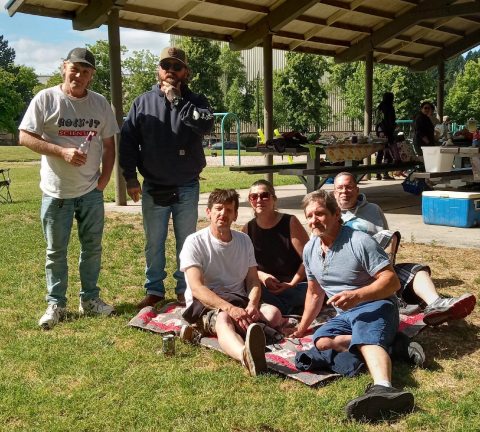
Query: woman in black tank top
[[242, 180, 310, 315]]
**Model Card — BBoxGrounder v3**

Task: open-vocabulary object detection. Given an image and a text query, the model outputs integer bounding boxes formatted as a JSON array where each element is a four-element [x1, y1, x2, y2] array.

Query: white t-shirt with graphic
[[19, 85, 119, 198]]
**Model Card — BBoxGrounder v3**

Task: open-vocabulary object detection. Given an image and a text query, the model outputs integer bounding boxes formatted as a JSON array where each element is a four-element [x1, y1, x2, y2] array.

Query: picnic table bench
[[230, 160, 422, 191]]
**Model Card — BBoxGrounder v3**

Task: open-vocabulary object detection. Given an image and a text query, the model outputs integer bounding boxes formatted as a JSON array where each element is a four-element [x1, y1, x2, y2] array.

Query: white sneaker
[[39, 304, 67, 330], [79, 297, 115, 316]]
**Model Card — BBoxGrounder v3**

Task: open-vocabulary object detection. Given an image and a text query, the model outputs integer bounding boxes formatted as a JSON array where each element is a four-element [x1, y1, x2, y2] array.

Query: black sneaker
[[391, 332, 426, 368], [345, 384, 414, 422], [423, 293, 476, 326]]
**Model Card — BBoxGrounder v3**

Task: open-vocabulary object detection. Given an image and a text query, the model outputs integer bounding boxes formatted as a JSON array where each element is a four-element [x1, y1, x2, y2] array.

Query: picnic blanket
[[128, 303, 427, 386]]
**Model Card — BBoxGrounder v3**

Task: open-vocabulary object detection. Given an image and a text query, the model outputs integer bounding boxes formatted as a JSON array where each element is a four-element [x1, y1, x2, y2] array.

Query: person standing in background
[[375, 92, 396, 180]]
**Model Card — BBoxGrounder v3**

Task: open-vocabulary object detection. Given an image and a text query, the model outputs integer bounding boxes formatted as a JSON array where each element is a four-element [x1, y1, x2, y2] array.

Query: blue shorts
[[313, 299, 399, 352]]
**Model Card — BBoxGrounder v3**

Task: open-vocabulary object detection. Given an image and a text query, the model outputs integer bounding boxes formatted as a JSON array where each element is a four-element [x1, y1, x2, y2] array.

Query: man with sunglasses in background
[[120, 47, 214, 309]]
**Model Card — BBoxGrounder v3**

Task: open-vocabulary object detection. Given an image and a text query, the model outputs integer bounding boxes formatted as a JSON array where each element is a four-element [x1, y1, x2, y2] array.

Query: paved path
[[106, 157, 480, 249]]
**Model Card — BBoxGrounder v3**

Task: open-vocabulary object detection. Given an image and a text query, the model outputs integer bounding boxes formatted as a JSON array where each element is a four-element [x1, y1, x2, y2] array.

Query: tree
[[0, 35, 15, 71], [275, 52, 331, 132], [33, 72, 63, 95], [0, 68, 24, 133], [374, 65, 436, 120], [330, 61, 436, 128], [123, 49, 158, 114], [178, 37, 222, 111], [445, 59, 480, 124], [87, 40, 127, 101], [10, 66, 40, 117]]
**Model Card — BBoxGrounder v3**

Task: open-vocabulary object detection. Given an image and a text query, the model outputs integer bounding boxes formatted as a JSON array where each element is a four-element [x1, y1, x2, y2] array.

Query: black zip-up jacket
[[120, 83, 213, 187]]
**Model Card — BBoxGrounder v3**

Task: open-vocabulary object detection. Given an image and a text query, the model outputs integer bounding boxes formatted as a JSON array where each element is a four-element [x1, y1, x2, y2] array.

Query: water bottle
[[79, 131, 94, 154], [351, 133, 358, 144]]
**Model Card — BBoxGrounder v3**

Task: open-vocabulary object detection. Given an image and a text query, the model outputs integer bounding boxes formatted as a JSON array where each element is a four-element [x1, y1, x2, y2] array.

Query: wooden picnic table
[[232, 141, 421, 192]]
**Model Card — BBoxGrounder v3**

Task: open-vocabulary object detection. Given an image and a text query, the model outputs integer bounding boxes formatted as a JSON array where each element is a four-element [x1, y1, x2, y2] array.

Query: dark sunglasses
[[160, 61, 184, 72], [249, 192, 271, 201]]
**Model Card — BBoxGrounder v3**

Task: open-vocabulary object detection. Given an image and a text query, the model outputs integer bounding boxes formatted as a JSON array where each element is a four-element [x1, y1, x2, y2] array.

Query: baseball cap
[[66, 47, 96, 69], [159, 47, 188, 66]]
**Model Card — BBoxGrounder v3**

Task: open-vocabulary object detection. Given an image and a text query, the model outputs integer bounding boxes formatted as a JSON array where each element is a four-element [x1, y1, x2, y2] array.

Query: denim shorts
[[313, 299, 399, 351]]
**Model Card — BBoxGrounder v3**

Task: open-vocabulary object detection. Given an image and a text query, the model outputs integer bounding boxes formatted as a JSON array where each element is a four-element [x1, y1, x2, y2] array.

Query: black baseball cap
[[66, 47, 96, 69]]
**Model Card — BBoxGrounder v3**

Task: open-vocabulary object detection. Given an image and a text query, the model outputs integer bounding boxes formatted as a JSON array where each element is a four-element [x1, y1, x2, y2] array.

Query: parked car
[[202, 135, 217, 148], [210, 141, 246, 150]]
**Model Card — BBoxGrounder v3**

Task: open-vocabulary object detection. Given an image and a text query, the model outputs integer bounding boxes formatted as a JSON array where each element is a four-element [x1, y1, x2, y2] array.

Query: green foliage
[[275, 52, 331, 132], [0, 34, 15, 70], [33, 72, 63, 95], [87, 40, 128, 102], [122, 50, 158, 114], [240, 135, 258, 148], [218, 46, 254, 125], [376, 66, 435, 120], [330, 61, 436, 127], [0, 68, 24, 133], [178, 38, 222, 111], [445, 59, 480, 124]]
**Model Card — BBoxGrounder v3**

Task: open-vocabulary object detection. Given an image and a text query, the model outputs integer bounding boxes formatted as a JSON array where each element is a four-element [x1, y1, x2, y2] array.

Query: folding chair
[[0, 168, 13, 203]]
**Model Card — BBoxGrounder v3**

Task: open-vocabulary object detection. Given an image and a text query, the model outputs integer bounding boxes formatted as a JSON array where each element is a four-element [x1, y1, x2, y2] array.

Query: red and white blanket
[[128, 303, 427, 386]]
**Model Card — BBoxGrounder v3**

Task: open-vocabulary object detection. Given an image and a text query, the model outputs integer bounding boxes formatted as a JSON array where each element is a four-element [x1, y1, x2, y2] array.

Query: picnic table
[[411, 146, 480, 184], [231, 140, 421, 192]]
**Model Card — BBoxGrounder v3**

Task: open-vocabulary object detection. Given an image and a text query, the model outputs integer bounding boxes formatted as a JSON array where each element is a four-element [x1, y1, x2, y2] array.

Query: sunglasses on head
[[160, 61, 184, 72], [249, 191, 271, 201]]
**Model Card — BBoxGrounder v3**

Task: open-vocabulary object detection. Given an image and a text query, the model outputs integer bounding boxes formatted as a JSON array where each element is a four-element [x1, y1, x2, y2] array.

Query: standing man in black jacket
[[120, 47, 214, 309]]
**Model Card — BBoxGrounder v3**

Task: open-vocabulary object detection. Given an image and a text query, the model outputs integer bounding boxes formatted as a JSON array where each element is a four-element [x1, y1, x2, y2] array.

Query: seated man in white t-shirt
[[179, 189, 284, 376]]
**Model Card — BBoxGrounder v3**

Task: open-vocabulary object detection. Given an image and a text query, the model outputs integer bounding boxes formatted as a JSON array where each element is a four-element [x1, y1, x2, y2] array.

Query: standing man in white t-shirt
[[18, 47, 119, 329], [179, 189, 284, 376]]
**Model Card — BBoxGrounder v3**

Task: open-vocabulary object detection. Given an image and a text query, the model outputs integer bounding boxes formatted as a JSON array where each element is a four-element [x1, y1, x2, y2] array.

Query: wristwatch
[[171, 96, 183, 107]]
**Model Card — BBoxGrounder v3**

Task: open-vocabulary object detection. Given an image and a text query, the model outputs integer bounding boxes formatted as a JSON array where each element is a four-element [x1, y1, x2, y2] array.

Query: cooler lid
[[422, 191, 480, 199]]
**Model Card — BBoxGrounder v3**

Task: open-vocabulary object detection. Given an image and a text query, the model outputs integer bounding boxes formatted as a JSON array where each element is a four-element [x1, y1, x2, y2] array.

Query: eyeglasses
[[335, 186, 356, 192], [160, 61, 184, 72], [249, 192, 271, 201]]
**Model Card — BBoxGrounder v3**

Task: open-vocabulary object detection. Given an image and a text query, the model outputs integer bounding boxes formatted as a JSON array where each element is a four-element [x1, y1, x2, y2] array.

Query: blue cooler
[[422, 191, 480, 228]]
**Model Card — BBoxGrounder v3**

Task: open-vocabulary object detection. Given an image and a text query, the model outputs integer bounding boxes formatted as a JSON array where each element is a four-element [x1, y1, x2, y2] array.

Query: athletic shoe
[[345, 384, 414, 422], [242, 323, 267, 377], [376, 174, 382, 180], [38, 304, 67, 330], [136, 294, 164, 310], [179, 324, 202, 344], [423, 293, 476, 326], [392, 332, 426, 368], [79, 297, 115, 316]]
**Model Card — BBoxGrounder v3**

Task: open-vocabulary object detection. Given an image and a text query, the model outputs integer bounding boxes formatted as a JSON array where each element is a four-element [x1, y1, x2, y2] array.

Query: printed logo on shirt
[[57, 118, 100, 128], [58, 130, 98, 137]]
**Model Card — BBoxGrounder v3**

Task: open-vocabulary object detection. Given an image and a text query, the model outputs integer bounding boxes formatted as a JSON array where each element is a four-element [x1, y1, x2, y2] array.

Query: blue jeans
[[313, 299, 399, 352], [41, 188, 105, 307], [142, 179, 199, 297]]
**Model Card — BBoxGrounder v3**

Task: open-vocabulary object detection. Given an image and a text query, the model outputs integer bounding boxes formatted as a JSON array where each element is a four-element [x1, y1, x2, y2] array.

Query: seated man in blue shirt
[[291, 190, 414, 422], [333, 172, 476, 325]]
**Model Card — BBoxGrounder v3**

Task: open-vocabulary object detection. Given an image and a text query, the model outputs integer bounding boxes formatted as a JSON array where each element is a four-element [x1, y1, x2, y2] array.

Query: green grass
[[1, 146, 479, 432]]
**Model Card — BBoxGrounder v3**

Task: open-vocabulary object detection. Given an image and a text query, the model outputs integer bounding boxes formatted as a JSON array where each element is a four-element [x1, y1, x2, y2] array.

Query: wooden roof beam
[[336, 0, 480, 63], [73, 0, 127, 30], [6, 2, 74, 20], [411, 27, 480, 71], [229, 0, 319, 50]]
